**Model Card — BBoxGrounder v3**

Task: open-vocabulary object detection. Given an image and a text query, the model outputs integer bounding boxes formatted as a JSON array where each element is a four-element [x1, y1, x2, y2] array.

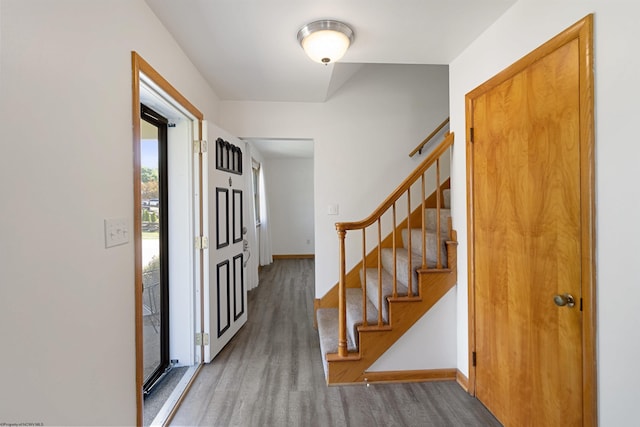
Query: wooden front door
[[466, 16, 595, 426]]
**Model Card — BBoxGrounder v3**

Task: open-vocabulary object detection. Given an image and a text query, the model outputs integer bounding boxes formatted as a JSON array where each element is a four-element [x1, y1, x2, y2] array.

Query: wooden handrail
[[336, 132, 454, 233], [408, 117, 450, 158]]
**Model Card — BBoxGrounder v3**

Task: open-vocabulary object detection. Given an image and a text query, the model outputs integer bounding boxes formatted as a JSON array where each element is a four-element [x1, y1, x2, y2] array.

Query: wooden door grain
[[466, 16, 595, 426]]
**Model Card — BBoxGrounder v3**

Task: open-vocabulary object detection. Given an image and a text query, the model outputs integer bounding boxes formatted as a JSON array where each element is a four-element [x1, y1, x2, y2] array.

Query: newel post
[[336, 226, 348, 357]]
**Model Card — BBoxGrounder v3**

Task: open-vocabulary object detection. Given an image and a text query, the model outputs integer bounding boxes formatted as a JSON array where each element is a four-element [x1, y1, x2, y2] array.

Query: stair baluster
[[421, 174, 427, 269], [406, 188, 413, 296], [392, 203, 398, 298], [337, 228, 347, 357], [436, 158, 442, 269], [361, 228, 368, 328], [377, 218, 383, 327]]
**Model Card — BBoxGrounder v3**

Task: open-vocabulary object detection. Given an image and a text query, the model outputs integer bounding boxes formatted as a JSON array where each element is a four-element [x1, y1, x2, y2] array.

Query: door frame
[[465, 15, 596, 425], [132, 52, 205, 426]]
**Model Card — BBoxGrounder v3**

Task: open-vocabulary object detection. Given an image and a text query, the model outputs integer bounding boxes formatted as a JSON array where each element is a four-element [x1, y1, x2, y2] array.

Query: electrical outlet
[[327, 204, 339, 215], [104, 218, 129, 248]]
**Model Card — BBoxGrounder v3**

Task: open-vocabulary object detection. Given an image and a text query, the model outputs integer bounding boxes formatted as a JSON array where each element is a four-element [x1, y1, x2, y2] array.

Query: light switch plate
[[104, 218, 129, 248], [327, 204, 339, 215]]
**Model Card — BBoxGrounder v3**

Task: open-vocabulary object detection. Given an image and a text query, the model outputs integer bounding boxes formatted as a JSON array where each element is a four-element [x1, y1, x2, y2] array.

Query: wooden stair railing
[[409, 117, 450, 157], [333, 132, 455, 359]]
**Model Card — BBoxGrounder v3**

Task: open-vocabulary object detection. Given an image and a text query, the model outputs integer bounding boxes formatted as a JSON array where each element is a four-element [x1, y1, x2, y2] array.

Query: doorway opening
[[133, 52, 205, 426]]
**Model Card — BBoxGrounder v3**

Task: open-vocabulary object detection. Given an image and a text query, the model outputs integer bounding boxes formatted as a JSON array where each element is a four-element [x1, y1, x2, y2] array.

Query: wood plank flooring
[[170, 259, 501, 426]]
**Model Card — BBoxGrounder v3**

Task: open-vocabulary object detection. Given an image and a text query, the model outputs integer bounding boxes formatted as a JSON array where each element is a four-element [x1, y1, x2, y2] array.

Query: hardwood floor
[[170, 259, 501, 426]]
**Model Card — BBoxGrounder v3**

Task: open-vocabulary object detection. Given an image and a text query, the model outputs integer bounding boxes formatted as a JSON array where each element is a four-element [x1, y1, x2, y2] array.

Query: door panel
[[233, 254, 245, 320], [470, 36, 586, 426], [233, 189, 243, 244], [216, 260, 230, 337], [204, 123, 248, 361], [216, 188, 229, 248]]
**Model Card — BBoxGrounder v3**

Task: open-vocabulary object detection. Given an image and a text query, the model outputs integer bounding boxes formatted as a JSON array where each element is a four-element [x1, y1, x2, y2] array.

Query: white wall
[[220, 64, 450, 298], [263, 157, 314, 256], [449, 1, 640, 425], [0, 1, 220, 425], [369, 288, 456, 371]]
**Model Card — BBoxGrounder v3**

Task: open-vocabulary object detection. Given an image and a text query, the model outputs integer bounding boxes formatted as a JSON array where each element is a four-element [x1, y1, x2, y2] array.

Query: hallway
[[170, 259, 500, 426]]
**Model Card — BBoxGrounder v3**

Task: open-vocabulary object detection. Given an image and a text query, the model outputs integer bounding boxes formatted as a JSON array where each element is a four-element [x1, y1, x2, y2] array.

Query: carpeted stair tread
[[402, 229, 449, 268], [346, 287, 379, 346]]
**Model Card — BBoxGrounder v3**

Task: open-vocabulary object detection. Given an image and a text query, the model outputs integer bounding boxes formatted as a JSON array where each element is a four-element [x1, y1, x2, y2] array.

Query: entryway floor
[[169, 259, 501, 426]]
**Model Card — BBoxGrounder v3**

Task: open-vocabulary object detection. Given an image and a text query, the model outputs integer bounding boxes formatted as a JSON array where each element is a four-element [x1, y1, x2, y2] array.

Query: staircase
[[315, 132, 457, 385]]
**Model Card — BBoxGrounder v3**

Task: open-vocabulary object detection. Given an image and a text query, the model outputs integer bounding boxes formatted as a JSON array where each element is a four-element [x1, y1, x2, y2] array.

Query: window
[[252, 159, 261, 226]]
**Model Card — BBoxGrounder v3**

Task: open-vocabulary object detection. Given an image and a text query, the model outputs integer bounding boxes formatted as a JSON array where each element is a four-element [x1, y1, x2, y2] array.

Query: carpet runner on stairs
[[316, 190, 452, 381]]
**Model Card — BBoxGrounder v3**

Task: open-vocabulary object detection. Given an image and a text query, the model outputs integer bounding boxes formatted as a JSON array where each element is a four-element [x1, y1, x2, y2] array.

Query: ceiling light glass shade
[[297, 20, 354, 64]]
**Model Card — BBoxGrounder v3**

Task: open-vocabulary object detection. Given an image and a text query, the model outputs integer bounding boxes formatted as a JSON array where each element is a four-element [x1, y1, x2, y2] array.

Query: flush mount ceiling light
[[297, 20, 354, 65]]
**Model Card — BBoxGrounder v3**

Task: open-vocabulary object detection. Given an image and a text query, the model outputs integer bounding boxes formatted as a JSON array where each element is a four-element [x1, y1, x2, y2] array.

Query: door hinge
[[195, 332, 210, 346], [472, 351, 477, 367], [195, 236, 209, 250], [193, 139, 208, 154], [469, 127, 475, 143]]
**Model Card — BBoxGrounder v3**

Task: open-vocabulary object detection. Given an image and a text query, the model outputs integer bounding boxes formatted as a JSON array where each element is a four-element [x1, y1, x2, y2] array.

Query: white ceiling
[[145, 0, 517, 103], [244, 138, 314, 159]]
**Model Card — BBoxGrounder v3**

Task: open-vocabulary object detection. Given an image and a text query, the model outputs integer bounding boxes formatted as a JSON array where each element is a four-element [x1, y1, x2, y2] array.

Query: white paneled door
[[203, 122, 248, 362]]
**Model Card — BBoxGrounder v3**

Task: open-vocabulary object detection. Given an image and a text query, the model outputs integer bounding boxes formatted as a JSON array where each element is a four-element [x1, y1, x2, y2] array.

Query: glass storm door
[[140, 104, 170, 393]]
